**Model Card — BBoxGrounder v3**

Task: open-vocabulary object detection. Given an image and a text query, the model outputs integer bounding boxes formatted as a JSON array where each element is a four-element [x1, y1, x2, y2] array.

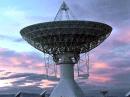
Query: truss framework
[[20, 21, 112, 56]]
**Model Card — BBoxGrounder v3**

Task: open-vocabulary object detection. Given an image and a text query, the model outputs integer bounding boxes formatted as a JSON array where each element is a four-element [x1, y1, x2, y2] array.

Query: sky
[[0, 0, 130, 96]]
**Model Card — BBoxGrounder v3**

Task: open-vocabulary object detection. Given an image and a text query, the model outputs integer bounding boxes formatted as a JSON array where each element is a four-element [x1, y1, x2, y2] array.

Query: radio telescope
[[20, 2, 112, 97]]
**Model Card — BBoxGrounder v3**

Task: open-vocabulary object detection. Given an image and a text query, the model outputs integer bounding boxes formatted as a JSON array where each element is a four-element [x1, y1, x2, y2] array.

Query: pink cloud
[[39, 80, 58, 88], [9, 57, 22, 65], [0, 48, 46, 74], [89, 75, 111, 83], [116, 27, 130, 43], [92, 62, 110, 69]]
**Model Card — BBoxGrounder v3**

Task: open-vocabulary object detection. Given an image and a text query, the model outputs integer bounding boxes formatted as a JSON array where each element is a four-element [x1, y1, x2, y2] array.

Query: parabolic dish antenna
[[20, 2, 112, 97]]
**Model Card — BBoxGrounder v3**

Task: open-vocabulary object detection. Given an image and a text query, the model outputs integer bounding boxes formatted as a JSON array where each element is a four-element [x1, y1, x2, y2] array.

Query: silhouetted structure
[[126, 91, 130, 97], [40, 90, 47, 97], [15, 92, 21, 97], [100, 90, 108, 97]]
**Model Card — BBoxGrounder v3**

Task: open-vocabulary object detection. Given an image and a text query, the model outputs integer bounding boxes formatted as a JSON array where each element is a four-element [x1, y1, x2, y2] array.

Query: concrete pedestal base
[[50, 79, 85, 97], [50, 63, 85, 97]]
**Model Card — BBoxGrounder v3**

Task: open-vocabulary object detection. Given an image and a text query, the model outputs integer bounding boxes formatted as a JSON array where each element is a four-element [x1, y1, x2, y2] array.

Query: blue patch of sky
[[0, 0, 63, 52]]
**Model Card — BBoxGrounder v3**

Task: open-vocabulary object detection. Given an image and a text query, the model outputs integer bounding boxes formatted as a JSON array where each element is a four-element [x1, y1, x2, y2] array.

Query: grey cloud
[[0, 72, 58, 93], [0, 70, 12, 76], [67, 0, 130, 27], [0, 86, 43, 94], [0, 48, 43, 65], [0, 70, 5, 72], [0, 73, 59, 81], [110, 70, 130, 88]]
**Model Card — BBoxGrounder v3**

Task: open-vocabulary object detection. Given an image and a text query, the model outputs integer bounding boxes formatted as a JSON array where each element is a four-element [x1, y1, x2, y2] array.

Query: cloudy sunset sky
[[0, 0, 130, 96]]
